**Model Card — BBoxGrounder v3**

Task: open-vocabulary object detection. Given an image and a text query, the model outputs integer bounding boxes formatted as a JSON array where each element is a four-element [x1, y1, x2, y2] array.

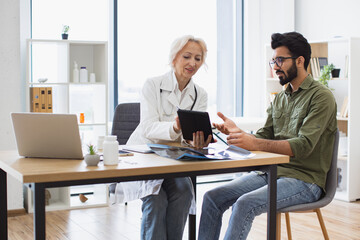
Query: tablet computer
[[177, 109, 215, 143]]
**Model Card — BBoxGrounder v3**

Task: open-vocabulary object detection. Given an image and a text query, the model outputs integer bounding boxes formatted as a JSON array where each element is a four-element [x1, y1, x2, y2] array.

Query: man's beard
[[277, 62, 297, 86]]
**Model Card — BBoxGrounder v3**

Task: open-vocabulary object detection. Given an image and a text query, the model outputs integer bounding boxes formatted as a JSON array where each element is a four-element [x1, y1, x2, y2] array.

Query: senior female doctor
[[115, 35, 212, 240]]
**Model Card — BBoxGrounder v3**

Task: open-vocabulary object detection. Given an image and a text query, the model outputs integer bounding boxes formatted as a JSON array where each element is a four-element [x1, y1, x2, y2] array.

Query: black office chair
[[109, 103, 140, 195], [111, 102, 141, 144], [276, 129, 339, 240]]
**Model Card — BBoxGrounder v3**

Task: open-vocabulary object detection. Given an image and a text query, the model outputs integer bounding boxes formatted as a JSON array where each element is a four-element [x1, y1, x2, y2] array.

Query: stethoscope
[[160, 85, 197, 110]]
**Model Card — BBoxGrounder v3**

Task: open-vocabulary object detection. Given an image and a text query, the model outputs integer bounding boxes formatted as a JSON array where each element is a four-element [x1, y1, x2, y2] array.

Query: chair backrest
[[111, 103, 140, 144], [322, 129, 340, 203], [279, 129, 339, 212]]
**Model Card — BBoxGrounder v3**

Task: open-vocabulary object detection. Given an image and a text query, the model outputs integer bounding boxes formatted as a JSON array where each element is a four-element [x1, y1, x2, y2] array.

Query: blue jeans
[[141, 177, 193, 240], [198, 171, 322, 240]]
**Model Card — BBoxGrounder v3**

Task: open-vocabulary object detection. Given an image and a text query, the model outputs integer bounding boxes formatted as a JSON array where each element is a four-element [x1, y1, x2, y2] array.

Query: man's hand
[[227, 132, 258, 150], [228, 132, 294, 156], [213, 112, 242, 135]]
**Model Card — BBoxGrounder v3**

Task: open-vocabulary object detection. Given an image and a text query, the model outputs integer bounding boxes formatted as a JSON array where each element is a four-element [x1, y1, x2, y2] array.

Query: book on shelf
[[339, 96, 349, 118], [344, 55, 349, 78], [310, 57, 328, 79], [310, 58, 315, 77], [318, 57, 328, 70], [310, 57, 319, 78]]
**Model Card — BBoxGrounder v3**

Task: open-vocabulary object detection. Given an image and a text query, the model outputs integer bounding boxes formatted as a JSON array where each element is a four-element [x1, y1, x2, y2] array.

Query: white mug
[[97, 136, 105, 150]]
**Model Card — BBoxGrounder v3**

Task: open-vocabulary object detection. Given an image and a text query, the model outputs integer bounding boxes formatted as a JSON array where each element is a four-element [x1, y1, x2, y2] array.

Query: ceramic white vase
[[84, 154, 100, 166]]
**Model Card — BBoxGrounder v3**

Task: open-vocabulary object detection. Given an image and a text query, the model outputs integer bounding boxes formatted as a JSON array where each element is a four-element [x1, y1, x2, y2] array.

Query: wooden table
[[0, 150, 288, 240]]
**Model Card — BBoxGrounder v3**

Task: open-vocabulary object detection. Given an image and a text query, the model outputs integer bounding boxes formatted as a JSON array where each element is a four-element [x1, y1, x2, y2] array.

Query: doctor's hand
[[213, 112, 242, 135], [188, 131, 215, 149], [173, 117, 181, 134]]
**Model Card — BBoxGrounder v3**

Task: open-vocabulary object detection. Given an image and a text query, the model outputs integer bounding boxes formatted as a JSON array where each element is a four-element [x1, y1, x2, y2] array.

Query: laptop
[[11, 112, 84, 159]]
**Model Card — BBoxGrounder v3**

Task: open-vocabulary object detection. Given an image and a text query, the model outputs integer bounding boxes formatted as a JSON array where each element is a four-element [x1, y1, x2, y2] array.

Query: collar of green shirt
[[285, 74, 313, 96]]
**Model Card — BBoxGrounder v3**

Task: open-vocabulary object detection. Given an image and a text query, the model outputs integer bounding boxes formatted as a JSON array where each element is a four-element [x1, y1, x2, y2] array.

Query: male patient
[[198, 32, 337, 240]]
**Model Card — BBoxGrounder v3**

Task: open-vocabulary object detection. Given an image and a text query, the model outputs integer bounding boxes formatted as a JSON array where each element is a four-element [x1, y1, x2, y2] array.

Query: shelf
[[45, 201, 69, 211], [337, 116, 348, 121], [338, 156, 348, 161], [70, 82, 106, 85], [69, 184, 108, 209], [28, 82, 106, 86], [28, 82, 69, 86], [335, 191, 348, 202], [330, 77, 348, 81], [24, 186, 70, 213], [79, 123, 107, 126], [25, 39, 109, 212], [313, 78, 348, 81]]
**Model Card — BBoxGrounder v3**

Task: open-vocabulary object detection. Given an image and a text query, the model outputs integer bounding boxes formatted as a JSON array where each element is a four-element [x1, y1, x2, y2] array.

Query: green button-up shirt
[[255, 75, 337, 190]]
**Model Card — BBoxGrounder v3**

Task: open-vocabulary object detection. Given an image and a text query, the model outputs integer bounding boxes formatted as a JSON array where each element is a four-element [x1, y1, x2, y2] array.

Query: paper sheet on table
[[148, 144, 255, 161]]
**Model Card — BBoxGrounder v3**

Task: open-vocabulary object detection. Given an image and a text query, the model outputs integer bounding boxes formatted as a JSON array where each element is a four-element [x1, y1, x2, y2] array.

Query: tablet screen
[[177, 109, 215, 143]]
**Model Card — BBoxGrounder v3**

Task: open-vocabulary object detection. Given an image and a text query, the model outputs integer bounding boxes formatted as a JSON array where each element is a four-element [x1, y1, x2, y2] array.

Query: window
[[116, 0, 217, 115], [115, 0, 243, 118]]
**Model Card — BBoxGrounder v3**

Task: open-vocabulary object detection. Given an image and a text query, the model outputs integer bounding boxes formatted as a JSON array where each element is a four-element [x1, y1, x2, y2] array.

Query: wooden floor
[[7, 182, 360, 240]]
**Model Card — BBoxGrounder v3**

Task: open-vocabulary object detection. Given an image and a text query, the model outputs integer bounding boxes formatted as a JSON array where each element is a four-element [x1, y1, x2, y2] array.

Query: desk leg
[[189, 176, 196, 240], [267, 165, 277, 240], [33, 183, 46, 240], [0, 169, 8, 240]]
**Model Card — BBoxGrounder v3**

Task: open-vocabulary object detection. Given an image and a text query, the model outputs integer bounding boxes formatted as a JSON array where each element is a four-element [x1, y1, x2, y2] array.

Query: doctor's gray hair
[[169, 35, 207, 69]]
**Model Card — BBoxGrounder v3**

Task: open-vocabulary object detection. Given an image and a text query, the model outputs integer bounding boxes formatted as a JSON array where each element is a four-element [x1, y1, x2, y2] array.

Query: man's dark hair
[[271, 32, 311, 69]]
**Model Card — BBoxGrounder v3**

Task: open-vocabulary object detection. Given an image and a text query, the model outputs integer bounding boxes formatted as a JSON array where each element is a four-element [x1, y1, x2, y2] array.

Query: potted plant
[[318, 64, 335, 88], [62, 25, 70, 40], [84, 144, 100, 166], [331, 68, 341, 78]]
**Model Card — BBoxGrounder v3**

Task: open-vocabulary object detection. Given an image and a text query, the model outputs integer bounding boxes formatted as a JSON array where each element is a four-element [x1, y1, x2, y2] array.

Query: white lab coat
[[112, 71, 207, 214]]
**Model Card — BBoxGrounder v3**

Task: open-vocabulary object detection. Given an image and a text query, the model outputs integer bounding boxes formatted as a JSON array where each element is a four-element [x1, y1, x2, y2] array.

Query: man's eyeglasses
[[269, 56, 298, 69]]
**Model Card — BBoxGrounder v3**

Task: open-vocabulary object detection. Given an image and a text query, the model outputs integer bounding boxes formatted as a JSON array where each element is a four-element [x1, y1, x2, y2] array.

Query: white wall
[[243, 0, 294, 117], [0, 0, 25, 210], [295, 0, 360, 40]]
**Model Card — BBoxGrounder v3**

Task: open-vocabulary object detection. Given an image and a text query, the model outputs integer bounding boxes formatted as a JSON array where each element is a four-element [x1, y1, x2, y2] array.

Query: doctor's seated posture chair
[[276, 129, 339, 240], [111, 102, 141, 145], [109, 103, 141, 195]]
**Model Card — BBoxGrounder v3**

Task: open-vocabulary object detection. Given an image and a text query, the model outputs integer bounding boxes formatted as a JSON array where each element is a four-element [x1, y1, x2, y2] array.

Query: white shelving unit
[[24, 184, 109, 213], [25, 39, 110, 211], [26, 39, 109, 145], [264, 38, 360, 202]]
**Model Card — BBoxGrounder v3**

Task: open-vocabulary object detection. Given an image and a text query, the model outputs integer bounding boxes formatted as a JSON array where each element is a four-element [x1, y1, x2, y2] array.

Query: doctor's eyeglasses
[[269, 56, 298, 69]]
